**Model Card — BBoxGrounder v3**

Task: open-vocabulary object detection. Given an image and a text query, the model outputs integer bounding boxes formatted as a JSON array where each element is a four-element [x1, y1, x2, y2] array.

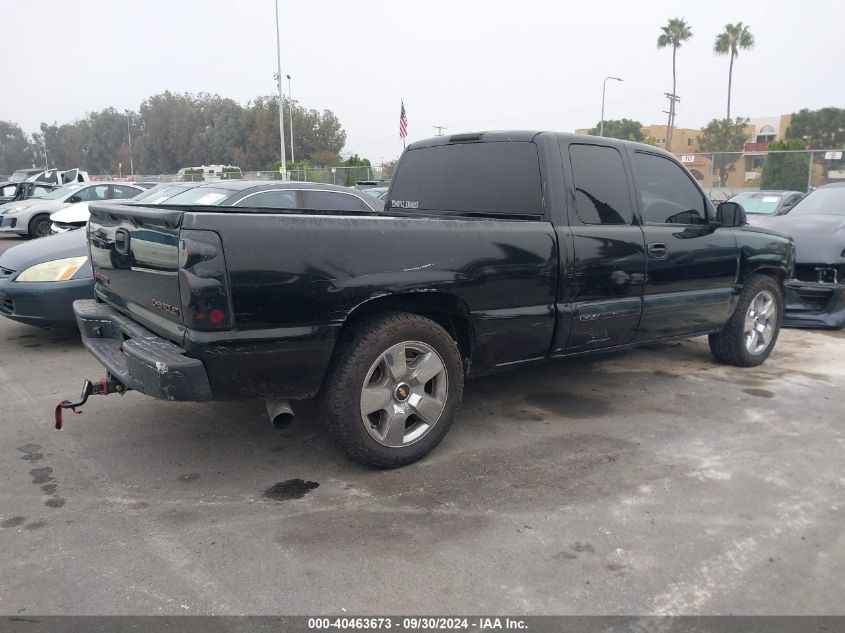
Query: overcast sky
[[3, 0, 843, 162]]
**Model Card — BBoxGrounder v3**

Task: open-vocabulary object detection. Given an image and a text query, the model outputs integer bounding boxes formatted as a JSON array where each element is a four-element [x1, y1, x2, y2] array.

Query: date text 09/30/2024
[[307, 617, 527, 630]]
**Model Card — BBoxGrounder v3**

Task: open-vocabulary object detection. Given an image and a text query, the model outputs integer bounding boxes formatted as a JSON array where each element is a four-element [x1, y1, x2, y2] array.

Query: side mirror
[[716, 201, 746, 227], [68, 195, 81, 204]]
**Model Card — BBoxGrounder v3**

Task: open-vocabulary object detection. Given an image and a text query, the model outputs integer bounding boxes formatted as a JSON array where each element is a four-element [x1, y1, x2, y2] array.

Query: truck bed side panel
[[183, 212, 559, 376]]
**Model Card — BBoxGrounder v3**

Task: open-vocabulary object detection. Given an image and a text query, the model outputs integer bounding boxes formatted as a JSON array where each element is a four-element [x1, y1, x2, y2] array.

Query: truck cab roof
[[407, 130, 674, 157]]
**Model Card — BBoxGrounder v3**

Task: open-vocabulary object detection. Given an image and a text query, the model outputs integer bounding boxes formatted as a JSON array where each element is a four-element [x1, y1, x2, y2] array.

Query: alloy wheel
[[359, 341, 448, 448], [744, 290, 777, 355]]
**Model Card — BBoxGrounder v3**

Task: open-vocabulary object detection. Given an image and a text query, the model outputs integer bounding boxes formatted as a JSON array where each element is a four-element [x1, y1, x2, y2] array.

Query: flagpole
[[400, 99, 406, 150]]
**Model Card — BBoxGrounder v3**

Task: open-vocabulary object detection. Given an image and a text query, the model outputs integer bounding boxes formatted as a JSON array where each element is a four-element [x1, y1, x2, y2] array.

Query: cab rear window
[[388, 141, 543, 216]]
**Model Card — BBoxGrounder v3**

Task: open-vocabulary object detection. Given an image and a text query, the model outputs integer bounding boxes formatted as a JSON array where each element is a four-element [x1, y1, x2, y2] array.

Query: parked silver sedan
[[0, 181, 144, 238]]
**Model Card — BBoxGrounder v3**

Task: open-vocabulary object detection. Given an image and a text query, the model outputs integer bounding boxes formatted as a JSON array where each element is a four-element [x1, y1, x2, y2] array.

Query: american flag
[[399, 101, 408, 140]]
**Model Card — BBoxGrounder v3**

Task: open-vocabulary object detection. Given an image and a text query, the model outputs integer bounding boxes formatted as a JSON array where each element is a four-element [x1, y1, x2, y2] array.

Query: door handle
[[647, 242, 667, 258]]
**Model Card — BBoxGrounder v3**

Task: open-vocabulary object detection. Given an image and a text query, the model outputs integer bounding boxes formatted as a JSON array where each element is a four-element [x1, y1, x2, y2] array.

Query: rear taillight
[[178, 230, 232, 331]]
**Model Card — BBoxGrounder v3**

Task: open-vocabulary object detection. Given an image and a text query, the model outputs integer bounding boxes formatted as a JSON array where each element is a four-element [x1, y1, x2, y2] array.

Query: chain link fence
[[673, 149, 845, 201], [245, 166, 384, 185], [92, 166, 386, 186]]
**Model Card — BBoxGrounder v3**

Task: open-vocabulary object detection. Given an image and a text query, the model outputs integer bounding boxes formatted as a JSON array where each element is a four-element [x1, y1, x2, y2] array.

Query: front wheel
[[27, 214, 52, 238], [709, 275, 783, 367], [319, 311, 464, 468]]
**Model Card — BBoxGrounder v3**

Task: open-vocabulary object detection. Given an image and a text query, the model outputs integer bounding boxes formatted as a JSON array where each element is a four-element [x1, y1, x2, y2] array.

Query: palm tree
[[714, 22, 755, 120], [657, 18, 693, 150]]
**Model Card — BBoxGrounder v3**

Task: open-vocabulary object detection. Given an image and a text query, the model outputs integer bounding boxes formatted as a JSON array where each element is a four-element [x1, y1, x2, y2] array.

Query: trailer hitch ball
[[54, 378, 127, 430]]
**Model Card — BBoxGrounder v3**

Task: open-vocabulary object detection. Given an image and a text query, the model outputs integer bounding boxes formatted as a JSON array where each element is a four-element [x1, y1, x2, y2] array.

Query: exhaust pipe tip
[[265, 397, 294, 430]]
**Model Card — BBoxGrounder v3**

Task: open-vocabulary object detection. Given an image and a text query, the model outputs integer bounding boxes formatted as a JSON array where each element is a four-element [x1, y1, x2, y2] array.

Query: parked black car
[[159, 180, 382, 212], [68, 131, 794, 467], [754, 182, 845, 328]]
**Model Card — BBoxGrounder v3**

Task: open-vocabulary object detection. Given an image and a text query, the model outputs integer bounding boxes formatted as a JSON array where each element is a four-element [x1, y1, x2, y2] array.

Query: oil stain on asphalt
[[264, 479, 319, 501], [30, 467, 53, 485], [18, 445, 43, 463], [743, 388, 775, 398], [525, 392, 612, 418], [1, 517, 26, 529]]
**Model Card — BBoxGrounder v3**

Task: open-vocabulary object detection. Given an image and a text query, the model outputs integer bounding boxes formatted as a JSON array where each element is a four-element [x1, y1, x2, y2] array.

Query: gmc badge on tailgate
[[151, 299, 181, 316]]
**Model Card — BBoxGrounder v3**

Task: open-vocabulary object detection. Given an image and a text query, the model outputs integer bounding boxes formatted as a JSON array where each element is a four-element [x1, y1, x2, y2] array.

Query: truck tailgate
[[88, 202, 186, 341]]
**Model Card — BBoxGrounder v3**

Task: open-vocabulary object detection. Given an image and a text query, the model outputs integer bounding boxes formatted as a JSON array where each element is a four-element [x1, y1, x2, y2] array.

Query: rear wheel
[[27, 214, 52, 238], [709, 275, 782, 367], [319, 311, 464, 468]]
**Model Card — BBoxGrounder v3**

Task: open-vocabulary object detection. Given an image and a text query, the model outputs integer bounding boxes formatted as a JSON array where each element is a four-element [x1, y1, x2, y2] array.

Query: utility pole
[[433, 125, 447, 136], [663, 92, 680, 151], [274, 0, 287, 180], [286, 74, 295, 165], [125, 110, 134, 177]]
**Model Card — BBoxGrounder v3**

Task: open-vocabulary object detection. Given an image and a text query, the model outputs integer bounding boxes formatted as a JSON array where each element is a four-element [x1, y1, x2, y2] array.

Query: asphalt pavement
[[0, 233, 843, 615]]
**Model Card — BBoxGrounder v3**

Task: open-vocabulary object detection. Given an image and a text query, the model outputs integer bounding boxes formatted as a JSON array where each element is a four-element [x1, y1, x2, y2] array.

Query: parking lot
[[0, 232, 843, 615]]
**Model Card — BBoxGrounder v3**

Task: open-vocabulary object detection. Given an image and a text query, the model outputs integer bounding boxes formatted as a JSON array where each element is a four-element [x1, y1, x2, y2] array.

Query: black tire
[[709, 275, 783, 367], [318, 311, 464, 468], [27, 214, 52, 239]]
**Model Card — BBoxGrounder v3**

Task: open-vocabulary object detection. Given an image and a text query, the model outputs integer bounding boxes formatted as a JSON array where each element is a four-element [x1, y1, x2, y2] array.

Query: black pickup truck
[[67, 132, 794, 467]]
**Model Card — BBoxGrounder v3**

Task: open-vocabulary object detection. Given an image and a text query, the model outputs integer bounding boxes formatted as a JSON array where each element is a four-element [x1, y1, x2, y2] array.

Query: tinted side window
[[75, 185, 109, 202], [302, 191, 370, 212], [388, 141, 542, 215], [569, 144, 632, 224], [234, 190, 298, 209], [111, 185, 141, 199], [632, 152, 708, 225]]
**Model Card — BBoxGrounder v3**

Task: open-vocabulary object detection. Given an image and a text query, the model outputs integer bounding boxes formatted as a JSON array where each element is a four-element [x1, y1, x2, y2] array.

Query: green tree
[[285, 159, 312, 181], [291, 105, 346, 164], [786, 107, 845, 149], [22, 90, 350, 175], [310, 150, 342, 167], [241, 96, 347, 170], [698, 117, 750, 186], [713, 23, 755, 120], [588, 118, 645, 141], [760, 139, 809, 191], [33, 107, 139, 174], [657, 18, 693, 148], [182, 168, 204, 182], [342, 154, 372, 186], [0, 121, 34, 174], [786, 108, 845, 183], [381, 158, 400, 180]]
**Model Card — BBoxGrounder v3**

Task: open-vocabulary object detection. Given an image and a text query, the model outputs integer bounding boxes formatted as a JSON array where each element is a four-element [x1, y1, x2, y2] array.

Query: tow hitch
[[55, 378, 128, 430]]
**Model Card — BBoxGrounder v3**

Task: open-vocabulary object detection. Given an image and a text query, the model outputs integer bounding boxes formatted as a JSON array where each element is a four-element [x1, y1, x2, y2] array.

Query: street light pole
[[600, 76, 623, 137], [274, 0, 287, 180], [286, 74, 295, 166], [125, 110, 134, 177]]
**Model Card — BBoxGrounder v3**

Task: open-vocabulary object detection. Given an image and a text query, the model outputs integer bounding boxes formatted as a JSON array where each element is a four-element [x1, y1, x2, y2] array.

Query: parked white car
[[49, 202, 91, 233]]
